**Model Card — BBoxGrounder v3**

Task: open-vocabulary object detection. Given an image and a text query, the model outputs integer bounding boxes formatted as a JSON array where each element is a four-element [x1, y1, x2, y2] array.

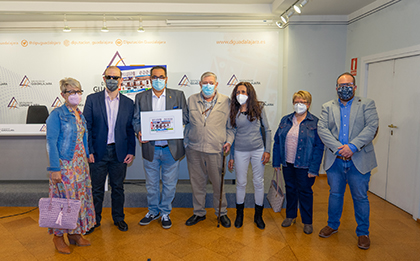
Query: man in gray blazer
[[317, 72, 379, 250], [132, 66, 187, 229]]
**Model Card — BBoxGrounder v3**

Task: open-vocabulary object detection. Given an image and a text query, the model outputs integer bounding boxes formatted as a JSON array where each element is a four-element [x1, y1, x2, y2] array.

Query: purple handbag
[[38, 183, 81, 229]]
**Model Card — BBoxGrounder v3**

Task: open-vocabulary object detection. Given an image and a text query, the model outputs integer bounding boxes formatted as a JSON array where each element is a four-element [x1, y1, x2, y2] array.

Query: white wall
[[283, 24, 347, 118], [346, 0, 420, 70]]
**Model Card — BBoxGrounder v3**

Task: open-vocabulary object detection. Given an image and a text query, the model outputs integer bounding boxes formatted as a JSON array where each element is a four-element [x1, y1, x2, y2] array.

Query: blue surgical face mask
[[152, 79, 166, 91], [105, 79, 119, 92], [201, 84, 215, 98], [337, 85, 354, 101]]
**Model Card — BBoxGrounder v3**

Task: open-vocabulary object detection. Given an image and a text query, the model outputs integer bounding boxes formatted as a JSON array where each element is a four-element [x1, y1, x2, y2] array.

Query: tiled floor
[[1, 175, 420, 260]]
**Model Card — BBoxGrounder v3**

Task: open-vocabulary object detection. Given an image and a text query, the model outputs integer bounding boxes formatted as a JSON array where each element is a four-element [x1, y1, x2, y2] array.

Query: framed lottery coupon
[[140, 109, 184, 141]]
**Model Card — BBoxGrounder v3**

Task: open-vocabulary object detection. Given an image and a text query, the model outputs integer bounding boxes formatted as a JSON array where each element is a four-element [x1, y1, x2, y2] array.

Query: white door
[[366, 59, 394, 199], [367, 55, 420, 215]]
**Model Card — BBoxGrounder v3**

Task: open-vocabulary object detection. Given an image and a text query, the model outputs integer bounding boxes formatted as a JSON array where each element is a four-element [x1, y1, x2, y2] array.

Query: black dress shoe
[[220, 215, 231, 228], [114, 221, 128, 232], [85, 223, 100, 235], [185, 214, 206, 226]]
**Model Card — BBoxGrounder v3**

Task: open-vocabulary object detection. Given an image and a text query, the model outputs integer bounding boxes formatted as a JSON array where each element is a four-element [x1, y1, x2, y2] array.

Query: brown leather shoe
[[67, 234, 91, 247], [53, 235, 71, 254], [318, 226, 338, 238], [358, 235, 370, 250]]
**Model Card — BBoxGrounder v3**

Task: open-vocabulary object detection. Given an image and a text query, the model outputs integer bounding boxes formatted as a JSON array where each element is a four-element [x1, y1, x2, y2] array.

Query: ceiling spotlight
[[137, 17, 145, 32], [299, 0, 309, 8], [63, 14, 71, 32], [294, 4, 302, 14], [280, 15, 288, 23], [101, 14, 109, 32], [275, 21, 285, 29], [286, 9, 295, 19]]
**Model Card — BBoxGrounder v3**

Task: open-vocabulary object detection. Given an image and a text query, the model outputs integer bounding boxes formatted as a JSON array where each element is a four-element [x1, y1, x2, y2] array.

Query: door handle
[[388, 124, 398, 128]]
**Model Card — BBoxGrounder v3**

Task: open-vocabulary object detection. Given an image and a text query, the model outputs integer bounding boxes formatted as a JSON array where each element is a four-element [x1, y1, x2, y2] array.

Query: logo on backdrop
[[19, 76, 31, 88], [93, 82, 106, 93], [21, 40, 28, 47], [227, 75, 239, 87], [178, 75, 199, 87], [8, 97, 18, 109], [178, 75, 190, 87], [227, 74, 261, 87], [104, 51, 127, 75], [52, 97, 63, 108], [262, 101, 274, 107]]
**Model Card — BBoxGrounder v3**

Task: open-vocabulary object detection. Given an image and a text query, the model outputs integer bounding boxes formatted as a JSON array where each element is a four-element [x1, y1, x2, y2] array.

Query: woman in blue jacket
[[46, 78, 95, 254], [272, 91, 323, 234]]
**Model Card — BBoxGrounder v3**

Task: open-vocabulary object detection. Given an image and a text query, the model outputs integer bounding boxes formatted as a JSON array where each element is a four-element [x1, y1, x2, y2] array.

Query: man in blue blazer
[[84, 66, 136, 233], [132, 66, 187, 229], [317, 72, 379, 250]]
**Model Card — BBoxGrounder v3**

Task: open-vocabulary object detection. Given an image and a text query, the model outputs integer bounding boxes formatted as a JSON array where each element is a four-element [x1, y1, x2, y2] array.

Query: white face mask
[[236, 94, 248, 105], [294, 103, 307, 114]]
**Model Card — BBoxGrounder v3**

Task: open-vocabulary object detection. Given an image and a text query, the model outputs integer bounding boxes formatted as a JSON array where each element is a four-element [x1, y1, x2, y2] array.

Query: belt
[[155, 145, 168, 148], [107, 143, 115, 146], [336, 155, 351, 161]]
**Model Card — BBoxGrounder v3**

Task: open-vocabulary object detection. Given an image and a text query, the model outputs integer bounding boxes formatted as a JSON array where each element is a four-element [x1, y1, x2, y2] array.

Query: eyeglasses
[[151, 75, 166, 80], [104, 75, 121, 80], [64, 90, 83, 95], [293, 101, 308, 105], [336, 83, 354, 88]]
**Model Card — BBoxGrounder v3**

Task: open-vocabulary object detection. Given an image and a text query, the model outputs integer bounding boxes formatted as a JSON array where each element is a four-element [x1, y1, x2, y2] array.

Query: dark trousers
[[90, 144, 127, 224], [282, 163, 316, 224]]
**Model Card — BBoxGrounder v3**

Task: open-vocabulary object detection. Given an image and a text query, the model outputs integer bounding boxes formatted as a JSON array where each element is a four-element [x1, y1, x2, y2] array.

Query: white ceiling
[[0, 0, 378, 29]]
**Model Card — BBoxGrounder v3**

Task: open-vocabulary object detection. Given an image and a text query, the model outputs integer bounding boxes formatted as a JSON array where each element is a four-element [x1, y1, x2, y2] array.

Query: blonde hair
[[292, 90, 312, 109], [59, 77, 81, 93]]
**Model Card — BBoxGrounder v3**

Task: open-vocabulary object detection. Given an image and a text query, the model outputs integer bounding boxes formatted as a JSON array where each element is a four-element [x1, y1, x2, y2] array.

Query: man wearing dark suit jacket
[[132, 66, 187, 229], [84, 66, 136, 233], [317, 72, 379, 250]]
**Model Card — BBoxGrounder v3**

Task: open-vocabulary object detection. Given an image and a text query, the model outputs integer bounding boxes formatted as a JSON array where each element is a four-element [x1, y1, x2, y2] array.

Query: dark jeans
[[90, 144, 127, 224], [282, 163, 316, 224]]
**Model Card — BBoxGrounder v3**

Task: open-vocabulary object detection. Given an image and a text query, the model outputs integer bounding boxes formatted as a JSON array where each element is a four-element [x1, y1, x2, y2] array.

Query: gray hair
[[59, 77, 81, 93], [200, 71, 217, 82]]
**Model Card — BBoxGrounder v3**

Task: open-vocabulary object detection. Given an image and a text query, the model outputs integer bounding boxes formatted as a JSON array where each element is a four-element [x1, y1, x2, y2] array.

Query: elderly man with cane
[[184, 71, 234, 228]]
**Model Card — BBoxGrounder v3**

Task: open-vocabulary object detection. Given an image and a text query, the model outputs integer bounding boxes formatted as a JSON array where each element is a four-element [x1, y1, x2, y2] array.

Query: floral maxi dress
[[48, 108, 96, 236]]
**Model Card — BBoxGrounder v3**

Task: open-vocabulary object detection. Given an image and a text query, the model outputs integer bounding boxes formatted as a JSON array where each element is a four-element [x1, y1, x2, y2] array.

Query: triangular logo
[[227, 75, 239, 87], [52, 97, 63, 108], [8, 97, 18, 109], [178, 75, 190, 87], [19, 75, 31, 88], [103, 51, 127, 75]]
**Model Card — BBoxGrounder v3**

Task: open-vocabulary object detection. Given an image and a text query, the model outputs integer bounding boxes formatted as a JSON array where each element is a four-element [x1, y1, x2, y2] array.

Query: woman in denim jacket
[[272, 91, 323, 234], [46, 78, 95, 254]]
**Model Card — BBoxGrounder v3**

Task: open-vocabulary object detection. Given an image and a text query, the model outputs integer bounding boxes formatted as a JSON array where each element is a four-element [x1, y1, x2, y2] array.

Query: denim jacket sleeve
[[272, 125, 281, 168], [308, 124, 324, 175], [46, 109, 61, 172], [81, 114, 89, 157]]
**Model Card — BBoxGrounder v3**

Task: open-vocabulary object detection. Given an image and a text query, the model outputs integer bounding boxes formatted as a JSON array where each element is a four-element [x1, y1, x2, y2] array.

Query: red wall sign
[[351, 58, 358, 76]]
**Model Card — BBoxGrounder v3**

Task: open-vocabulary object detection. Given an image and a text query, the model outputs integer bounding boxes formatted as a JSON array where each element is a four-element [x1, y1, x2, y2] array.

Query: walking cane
[[217, 153, 226, 228]]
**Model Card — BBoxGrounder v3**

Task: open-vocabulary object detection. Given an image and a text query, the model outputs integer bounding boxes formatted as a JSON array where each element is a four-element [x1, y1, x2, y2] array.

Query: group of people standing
[[46, 67, 379, 254]]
